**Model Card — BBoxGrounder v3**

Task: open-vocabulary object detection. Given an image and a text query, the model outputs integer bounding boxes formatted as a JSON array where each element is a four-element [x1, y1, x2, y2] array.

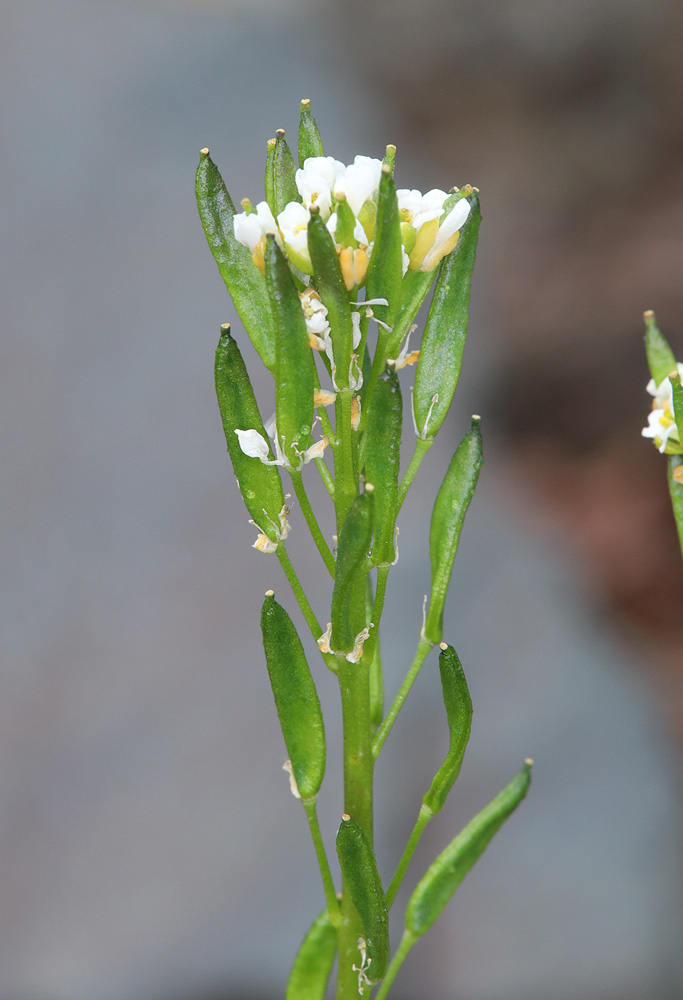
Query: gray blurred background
[[2, 2, 683, 999]]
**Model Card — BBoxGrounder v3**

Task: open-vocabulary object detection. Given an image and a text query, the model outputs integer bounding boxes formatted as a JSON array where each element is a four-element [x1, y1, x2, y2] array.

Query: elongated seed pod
[[265, 236, 315, 460], [273, 129, 299, 216], [365, 369, 402, 565], [366, 165, 403, 329], [388, 268, 434, 358], [366, 577, 384, 728], [264, 137, 277, 215], [196, 150, 275, 370], [406, 759, 532, 938], [382, 143, 396, 176], [671, 371, 683, 444], [668, 457, 683, 551], [261, 592, 326, 800], [307, 206, 353, 388], [298, 98, 324, 167], [336, 814, 389, 984], [422, 644, 472, 814], [424, 417, 483, 645], [331, 488, 375, 652], [644, 310, 677, 385], [215, 326, 285, 542], [413, 198, 481, 438], [286, 908, 337, 1000]]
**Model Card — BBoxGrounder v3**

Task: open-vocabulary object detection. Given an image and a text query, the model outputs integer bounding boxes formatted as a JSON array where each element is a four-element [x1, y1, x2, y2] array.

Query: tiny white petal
[[234, 428, 270, 460]]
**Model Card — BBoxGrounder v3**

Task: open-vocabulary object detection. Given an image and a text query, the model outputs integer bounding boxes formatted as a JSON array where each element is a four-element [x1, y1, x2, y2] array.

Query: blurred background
[[2, 1, 683, 998]]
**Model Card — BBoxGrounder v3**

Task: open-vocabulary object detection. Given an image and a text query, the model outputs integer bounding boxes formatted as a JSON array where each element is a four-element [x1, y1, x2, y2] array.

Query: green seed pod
[[261, 592, 326, 801], [413, 199, 481, 438], [382, 143, 396, 176], [195, 149, 275, 370], [365, 369, 402, 565], [366, 164, 403, 329], [265, 137, 277, 216], [424, 417, 483, 645], [286, 908, 337, 1000], [298, 98, 324, 167], [334, 196, 359, 248], [307, 206, 353, 388], [668, 457, 683, 552], [265, 236, 316, 460], [671, 370, 683, 445], [422, 644, 473, 814], [366, 577, 384, 728], [336, 814, 389, 984], [644, 310, 677, 385], [273, 129, 300, 216], [331, 488, 375, 652], [405, 759, 532, 938], [388, 269, 434, 359], [215, 325, 285, 543]]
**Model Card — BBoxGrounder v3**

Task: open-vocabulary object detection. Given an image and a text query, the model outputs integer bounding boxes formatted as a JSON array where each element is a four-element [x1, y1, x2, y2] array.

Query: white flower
[[397, 188, 471, 272], [333, 155, 382, 216], [642, 364, 683, 454], [277, 201, 312, 272], [295, 156, 346, 217], [233, 201, 276, 252], [234, 428, 275, 462], [300, 287, 331, 344]]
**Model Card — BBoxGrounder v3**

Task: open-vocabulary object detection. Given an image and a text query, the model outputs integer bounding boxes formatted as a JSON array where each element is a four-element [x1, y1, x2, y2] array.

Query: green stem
[[385, 804, 432, 907], [334, 390, 358, 532], [372, 638, 433, 758], [289, 470, 336, 576], [315, 456, 335, 498], [397, 437, 433, 512], [277, 546, 337, 672], [317, 403, 338, 447], [357, 329, 388, 436], [303, 798, 342, 927], [364, 564, 389, 664], [372, 930, 417, 1000]]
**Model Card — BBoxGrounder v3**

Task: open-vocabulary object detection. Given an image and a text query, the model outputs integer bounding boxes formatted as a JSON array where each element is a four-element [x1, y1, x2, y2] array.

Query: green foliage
[[423, 644, 473, 814], [336, 814, 389, 985], [286, 909, 337, 1000]]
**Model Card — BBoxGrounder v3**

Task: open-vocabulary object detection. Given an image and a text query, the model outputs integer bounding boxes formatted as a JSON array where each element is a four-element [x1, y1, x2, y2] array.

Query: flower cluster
[[233, 154, 471, 288], [642, 363, 683, 454]]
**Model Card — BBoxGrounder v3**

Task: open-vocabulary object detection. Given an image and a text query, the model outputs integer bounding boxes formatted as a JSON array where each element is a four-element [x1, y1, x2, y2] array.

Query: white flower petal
[[234, 428, 270, 460]]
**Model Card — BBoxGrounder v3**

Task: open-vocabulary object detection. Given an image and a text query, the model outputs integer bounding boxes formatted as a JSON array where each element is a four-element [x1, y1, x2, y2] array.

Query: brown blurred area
[[340, 0, 683, 744]]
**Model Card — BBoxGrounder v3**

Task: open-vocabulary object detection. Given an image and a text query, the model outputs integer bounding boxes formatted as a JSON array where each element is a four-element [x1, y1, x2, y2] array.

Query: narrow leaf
[[266, 235, 316, 458], [336, 814, 389, 983], [424, 417, 483, 645], [298, 99, 324, 167], [195, 149, 275, 370], [261, 592, 326, 800], [286, 909, 337, 1000], [365, 369, 402, 565], [406, 760, 532, 938], [422, 644, 472, 814], [331, 488, 375, 652], [413, 199, 481, 438], [214, 325, 285, 541], [265, 137, 277, 215], [273, 129, 300, 216]]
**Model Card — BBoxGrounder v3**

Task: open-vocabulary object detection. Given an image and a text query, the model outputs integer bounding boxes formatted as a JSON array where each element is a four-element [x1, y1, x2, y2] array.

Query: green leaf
[[273, 129, 300, 216], [214, 325, 285, 542], [644, 310, 677, 385], [331, 488, 375, 652], [336, 815, 389, 984], [307, 206, 354, 388], [298, 99, 324, 167], [195, 149, 275, 371], [286, 908, 337, 1000], [413, 199, 481, 438], [365, 369, 402, 565], [422, 644, 472, 814], [388, 268, 435, 358], [366, 165, 403, 330], [424, 417, 483, 645], [265, 137, 277, 216], [261, 593, 326, 800], [405, 760, 532, 938], [265, 236, 316, 459]]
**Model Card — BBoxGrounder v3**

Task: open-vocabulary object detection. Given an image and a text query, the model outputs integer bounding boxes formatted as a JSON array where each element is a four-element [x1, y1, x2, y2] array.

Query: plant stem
[[303, 798, 341, 926], [315, 456, 335, 498], [372, 638, 433, 758], [277, 546, 337, 672], [357, 329, 388, 436], [397, 437, 433, 512], [334, 390, 358, 531], [372, 930, 416, 1000], [289, 470, 336, 576], [385, 804, 432, 907]]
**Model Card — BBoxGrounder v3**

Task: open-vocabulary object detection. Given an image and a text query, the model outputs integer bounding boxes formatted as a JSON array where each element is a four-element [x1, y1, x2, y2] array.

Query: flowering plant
[[196, 99, 531, 999], [642, 310, 683, 557]]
